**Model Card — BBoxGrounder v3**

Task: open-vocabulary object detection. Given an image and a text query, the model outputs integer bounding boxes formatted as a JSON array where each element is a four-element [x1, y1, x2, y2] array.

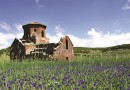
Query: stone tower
[[22, 22, 49, 44]]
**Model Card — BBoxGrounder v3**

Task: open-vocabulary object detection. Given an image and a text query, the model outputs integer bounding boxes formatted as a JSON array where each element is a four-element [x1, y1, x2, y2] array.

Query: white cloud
[[0, 22, 24, 49], [55, 24, 65, 33], [1, 23, 130, 50], [0, 32, 23, 49], [0, 22, 12, 31], [14, 24, 23, 31], [0, 33, 14, 49], [35, 0, 43, 8], [47, 33, 59, 43], [67, 34, 88, 47], [88, 28, 102, 39], [46, 24, 65, 43], [115, 30, 122, 33], [128, 0, 130, 2], [0, 32, 23, 50], [47, 25, 65, 43], [122, 3, 130, 10], [15, 32, 23, 39], [70, 28, 130, 47], [47, 27, 130, 47], [122, 0, 130, 10]]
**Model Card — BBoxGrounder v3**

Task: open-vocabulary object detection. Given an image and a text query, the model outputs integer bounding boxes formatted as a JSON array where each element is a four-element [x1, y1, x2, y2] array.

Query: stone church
[[10, 22, 74, 61]]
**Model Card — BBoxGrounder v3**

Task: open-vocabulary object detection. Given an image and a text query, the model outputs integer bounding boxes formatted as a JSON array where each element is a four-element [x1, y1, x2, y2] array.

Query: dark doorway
[[66, 57, 69, 60]]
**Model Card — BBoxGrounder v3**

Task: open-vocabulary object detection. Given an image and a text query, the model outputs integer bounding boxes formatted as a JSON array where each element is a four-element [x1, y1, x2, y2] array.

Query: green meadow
[[0, 44, 130, 90]]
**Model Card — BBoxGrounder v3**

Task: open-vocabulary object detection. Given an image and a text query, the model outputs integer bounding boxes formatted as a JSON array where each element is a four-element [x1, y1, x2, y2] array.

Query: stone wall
[[53, 36, 74, 61]]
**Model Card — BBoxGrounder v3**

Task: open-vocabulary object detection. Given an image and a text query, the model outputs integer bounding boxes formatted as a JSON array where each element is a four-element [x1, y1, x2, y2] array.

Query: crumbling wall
[[10, 22, 74, 61], [10, 39, 25, 60], [53, 36, 74, 61], [25, 45, 36, 55]]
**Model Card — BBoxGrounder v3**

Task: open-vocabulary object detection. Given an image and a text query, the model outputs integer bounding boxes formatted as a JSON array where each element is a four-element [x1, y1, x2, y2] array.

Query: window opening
[[66, 40, 68, 49], [41, 30, 44, 37]]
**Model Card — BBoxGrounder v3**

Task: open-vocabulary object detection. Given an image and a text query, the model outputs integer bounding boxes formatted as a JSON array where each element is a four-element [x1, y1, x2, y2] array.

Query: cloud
[[47, 26, 130, 47], [67, 34, 88, 47], [1, 24, 130, 50], [35, 0, 43, 8], [55, 24, 65, 33], [122, 3, 130, 10], [0, 33, 15, 49], [0, 32, 23, 50], [46, 24, 65, 43], [0, 22, 12, 31], [46, 25, 65, 43], [0, 32, 23, 49], [14, 24, 23, 31], [122, 0, 130, 10], [87, 28, 102, 39], [70, 28, 130, 47], [128, 0, 130, 2], [0, 22, 23, 50], [47, 33, 63, 43]]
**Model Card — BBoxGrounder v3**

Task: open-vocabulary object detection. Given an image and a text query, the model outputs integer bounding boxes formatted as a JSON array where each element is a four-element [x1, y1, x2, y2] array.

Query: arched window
[[34, 29, 36, 32], [41, 30, 44, 37], [66, 40, 68, 49]]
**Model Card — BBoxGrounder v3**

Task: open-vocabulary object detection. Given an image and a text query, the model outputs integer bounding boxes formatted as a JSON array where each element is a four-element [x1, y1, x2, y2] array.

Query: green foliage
[[0, 54, 130, 89], [106, 44, 130, 50], [0, 44, 130, 89], [0, 47, 10, 56], [1, 44, 130, 58], [74, 44, 130, 56]]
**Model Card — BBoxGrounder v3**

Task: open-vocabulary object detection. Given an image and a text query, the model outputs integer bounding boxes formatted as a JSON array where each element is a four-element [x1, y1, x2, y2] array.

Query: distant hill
[[0, 47, 10, 56], [1, 44, 130, 56], [74, 44, 130, 52], [105, 44, 130, 50], [74, 44, 130, 56]]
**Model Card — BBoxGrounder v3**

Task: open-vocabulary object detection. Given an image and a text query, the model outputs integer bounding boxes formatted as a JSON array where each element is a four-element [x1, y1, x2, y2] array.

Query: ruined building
[[10, 22, 74, 61]]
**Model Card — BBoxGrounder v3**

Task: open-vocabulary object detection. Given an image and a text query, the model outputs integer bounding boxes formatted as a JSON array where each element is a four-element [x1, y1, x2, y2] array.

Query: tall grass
[[0, 54, 130, 90]]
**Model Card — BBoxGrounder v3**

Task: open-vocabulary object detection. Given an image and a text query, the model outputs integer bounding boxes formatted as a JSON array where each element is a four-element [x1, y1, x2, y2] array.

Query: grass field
[[0, 52, 130, 90], [0, 45, 130, 90]]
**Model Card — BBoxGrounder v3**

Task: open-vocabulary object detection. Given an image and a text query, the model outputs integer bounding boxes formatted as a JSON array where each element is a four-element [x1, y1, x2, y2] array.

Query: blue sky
[[0, 0, 130, 49]]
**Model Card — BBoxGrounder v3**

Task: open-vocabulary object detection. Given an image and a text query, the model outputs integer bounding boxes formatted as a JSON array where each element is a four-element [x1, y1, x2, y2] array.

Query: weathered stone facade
[[10, 22, 74, 61]]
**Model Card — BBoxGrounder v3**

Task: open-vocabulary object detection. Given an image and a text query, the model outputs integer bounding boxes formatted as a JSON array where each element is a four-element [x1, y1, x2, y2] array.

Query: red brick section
[[25, 45, 36, 55], [22, 22, 49, 44], [53, 36, 74, 61], [10, 22, 74, 61]]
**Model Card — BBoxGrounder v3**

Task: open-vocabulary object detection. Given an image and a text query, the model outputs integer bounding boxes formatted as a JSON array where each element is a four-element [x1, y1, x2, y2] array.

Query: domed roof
[[22, 22, 47, 29]]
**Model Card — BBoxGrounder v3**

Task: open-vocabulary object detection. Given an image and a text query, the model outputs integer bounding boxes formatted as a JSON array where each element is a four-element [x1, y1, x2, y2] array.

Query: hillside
[[1, 44, 130, 56], [74, 44, 130, 52], [0, 47, 10, 56], [74, 44, 130, 56]]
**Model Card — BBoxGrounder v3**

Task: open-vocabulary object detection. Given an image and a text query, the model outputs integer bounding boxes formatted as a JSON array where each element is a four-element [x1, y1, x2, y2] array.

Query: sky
[[0, 0, 130, 49]]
